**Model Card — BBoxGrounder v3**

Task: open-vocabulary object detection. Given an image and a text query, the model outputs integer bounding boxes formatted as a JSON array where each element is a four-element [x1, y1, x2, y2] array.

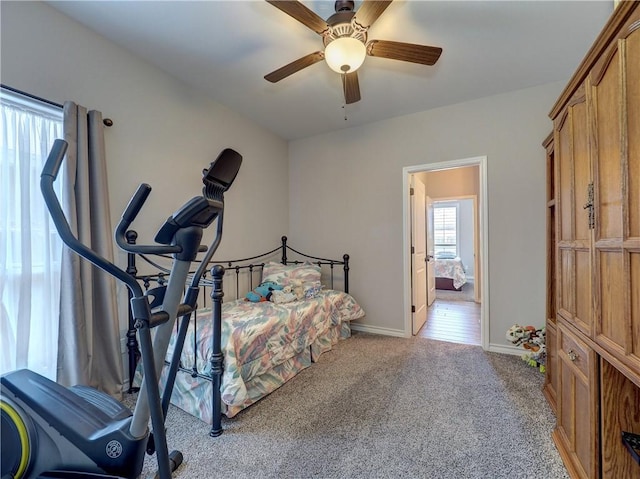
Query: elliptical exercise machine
[[1, 139, 242, 479]]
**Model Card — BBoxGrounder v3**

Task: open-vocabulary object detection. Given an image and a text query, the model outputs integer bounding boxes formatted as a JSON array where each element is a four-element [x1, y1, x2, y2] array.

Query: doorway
[[402, 157, 489, 349]]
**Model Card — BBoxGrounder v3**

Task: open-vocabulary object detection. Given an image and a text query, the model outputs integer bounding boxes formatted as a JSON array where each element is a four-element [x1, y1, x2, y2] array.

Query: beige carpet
[[132, 331, 567, 479]]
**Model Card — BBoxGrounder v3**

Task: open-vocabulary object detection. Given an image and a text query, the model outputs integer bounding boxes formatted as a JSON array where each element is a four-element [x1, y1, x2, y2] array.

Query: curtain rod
[[1, 83, 113, 127]]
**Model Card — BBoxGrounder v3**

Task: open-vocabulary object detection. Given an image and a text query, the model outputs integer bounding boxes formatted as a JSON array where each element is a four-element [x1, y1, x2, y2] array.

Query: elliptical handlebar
[[41, 137, 67, 179], [115, 183, 183, 255], [40, 139, 143, 297], [122, 183, 152, 223]]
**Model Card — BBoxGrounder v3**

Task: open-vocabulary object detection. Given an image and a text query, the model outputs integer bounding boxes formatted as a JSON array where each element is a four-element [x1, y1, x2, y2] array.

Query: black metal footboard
[[209, 264, 224, 437]]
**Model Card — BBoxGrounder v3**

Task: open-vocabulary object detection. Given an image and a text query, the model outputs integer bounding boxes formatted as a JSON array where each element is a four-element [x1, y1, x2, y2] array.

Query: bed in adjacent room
[[128, 236, 364, 434], [434, 253, 467, 291]]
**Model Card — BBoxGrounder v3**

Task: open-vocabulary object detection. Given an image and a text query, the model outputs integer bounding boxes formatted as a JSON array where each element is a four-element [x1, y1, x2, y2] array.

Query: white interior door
[[426, 195, 436, 306], [411, 177, 427, 335]]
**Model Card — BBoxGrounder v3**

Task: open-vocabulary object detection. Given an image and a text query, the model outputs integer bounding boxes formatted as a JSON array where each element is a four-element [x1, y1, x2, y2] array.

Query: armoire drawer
[[559, 323, 591, 378]]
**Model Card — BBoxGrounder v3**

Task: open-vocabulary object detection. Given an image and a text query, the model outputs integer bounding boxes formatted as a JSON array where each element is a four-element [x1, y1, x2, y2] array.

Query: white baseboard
[[350, 323, 407, 338], [487, 343, 525, 356]]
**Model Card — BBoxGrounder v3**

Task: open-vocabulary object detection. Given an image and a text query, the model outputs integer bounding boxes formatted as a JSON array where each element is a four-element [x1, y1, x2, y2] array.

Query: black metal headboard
[[124, 233, 350, 392], [210, 236, 350, 300]]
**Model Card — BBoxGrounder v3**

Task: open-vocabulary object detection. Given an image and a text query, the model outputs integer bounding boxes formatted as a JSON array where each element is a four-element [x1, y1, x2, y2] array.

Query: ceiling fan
[[264, 0, 442, 104]]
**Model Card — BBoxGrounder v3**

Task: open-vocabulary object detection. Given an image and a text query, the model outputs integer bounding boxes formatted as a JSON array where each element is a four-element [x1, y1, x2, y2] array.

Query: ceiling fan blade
[[266, 0, 329, 35], [342, 72, 361, 104], [367, 40, 442, 66], [353, 0, 393, 29], [264, 51, 325, 83]]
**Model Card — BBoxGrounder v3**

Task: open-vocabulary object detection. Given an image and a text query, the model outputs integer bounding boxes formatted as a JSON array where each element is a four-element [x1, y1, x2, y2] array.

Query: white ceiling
[[48, 1, 613, 141]]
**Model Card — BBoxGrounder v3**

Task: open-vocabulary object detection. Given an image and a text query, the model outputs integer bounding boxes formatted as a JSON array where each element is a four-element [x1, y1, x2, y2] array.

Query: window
[[1, 88, 63, 378], [433, 203, 458, 257]]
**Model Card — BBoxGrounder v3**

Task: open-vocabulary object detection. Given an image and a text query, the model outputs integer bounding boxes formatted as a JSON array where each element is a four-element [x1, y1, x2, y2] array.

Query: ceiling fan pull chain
[[342, 74, 348, 121]]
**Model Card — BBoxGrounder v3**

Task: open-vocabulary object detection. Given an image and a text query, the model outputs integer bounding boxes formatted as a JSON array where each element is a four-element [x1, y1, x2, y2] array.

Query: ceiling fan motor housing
[[322, 11, 367, 46], [334, 0, 355, 13], [322, 10, 368, 74]]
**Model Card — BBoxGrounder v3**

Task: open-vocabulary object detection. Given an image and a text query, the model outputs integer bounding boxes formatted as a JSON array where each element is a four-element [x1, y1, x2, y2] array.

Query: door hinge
[[411, 246, 415, 254], [411, 305, 416, 313], [410, 187, 414, 196]]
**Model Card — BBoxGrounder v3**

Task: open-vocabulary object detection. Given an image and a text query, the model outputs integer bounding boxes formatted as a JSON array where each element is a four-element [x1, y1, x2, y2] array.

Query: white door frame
[[402, 156, 489, 349]]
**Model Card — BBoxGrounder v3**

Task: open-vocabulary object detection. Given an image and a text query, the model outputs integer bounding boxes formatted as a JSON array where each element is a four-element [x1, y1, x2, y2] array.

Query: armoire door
[[555, 84, 593, 338], [590, 15, 640, 373]]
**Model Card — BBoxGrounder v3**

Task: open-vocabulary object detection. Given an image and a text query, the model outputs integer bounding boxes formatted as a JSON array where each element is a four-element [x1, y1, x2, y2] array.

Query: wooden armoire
[[544, 2, 640, 478]]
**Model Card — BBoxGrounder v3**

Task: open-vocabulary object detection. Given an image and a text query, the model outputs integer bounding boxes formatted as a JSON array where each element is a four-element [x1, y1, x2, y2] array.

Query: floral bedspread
[[166, 290, 365, 409], [434, 257, 467, 289]]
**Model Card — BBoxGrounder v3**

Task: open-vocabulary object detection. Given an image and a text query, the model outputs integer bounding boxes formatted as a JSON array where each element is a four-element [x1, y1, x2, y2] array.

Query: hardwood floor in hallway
[[417, 298, 481, 345]]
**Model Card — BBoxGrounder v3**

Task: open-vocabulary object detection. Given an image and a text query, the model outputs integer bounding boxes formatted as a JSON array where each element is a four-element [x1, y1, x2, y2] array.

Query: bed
[[126, 234, 365, 436], [434, 254, 467, 291]]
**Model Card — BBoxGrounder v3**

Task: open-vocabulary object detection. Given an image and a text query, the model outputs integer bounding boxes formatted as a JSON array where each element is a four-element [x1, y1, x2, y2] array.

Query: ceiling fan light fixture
[[324, 37, 366, 73]]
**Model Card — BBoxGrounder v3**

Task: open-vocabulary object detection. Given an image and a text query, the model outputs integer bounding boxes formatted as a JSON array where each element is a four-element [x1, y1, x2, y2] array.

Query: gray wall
[[1, 1, 289, 262], [456, 198, 475, 279], [3, 1, 562, 355], [288, 82, 561, 350], [1, 1, 290, 374]]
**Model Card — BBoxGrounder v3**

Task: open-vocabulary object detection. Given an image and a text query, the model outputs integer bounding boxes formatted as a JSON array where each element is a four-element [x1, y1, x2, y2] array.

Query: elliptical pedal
[[2, 370, 126, 434]]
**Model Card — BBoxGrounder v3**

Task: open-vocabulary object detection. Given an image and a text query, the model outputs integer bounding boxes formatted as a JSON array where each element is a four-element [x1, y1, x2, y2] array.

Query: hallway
[[417, 298, 481, 345]]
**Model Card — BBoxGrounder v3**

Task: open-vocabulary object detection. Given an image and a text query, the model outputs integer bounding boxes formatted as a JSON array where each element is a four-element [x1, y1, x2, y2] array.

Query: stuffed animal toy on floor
[[245, 281, 283, 302], [506, 324, 546, 371]]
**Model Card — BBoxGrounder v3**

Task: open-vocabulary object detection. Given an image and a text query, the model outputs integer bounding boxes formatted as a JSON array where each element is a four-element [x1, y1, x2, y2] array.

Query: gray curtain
[[57, 101, 123, 400]]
